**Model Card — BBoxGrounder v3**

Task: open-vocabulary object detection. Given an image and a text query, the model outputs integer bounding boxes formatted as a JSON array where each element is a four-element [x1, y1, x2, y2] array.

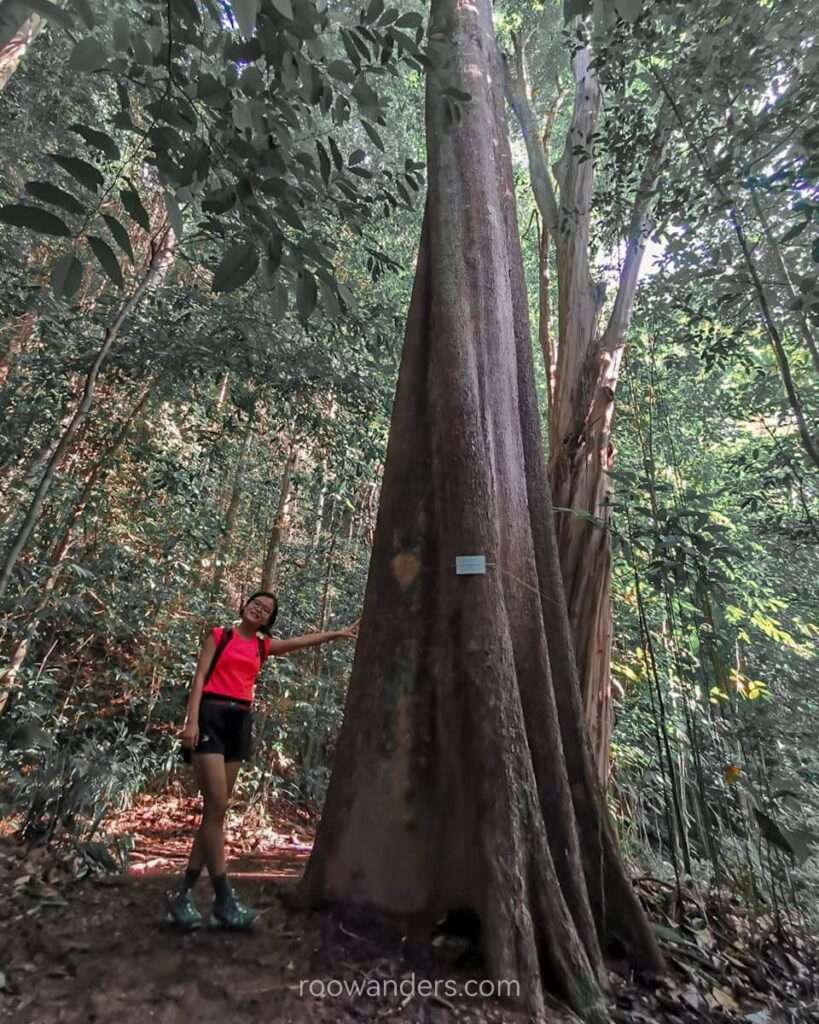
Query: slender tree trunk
[[0, 231, 172, 601], [261, 439, 297, 591], [211, 404, 256, 598], [0, 381, 155, 704], [506, 38, 670, 781], [0, 2, 43, 93], [538, 223, 555, 422], [301, 3, 662, 1019], [312, 458, 328, 550], [216, 371, 230, 410], [750, 192, 819, 378]]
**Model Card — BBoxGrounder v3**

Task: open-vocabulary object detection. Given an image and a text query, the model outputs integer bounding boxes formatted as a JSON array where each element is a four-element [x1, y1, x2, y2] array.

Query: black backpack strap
[[258, 636, 267, 666], [204, 626, 233, 682]]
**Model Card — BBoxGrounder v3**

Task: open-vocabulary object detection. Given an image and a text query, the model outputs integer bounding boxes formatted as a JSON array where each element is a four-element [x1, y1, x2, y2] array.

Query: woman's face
[[242, 595, 275, 629]]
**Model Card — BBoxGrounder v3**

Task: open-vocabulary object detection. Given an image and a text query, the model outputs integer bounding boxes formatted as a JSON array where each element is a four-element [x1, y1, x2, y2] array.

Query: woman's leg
[[167, 754, 229, 927], [185, 759, 241, 875], [190, 752, 230, 879]]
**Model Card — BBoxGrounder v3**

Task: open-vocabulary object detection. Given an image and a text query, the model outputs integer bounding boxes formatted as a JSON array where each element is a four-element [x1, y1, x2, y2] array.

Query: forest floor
[[0, 791, 817, 1024]]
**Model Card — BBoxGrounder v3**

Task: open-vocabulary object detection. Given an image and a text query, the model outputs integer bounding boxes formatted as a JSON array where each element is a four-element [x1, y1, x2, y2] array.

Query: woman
[[167, 589, 358, 929]]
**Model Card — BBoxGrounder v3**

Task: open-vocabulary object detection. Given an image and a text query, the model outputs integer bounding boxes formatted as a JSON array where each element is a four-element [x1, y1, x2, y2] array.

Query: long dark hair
[[241, 590, 279, 634]]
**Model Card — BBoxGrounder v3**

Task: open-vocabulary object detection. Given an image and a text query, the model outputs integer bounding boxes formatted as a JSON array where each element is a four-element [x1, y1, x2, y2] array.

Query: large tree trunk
[[505, 39, 670, 782], [0, 2, 43, 93], [300, 1, 663, 1019]]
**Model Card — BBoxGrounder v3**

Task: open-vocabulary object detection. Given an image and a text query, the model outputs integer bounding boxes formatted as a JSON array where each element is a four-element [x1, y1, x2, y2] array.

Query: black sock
[[180, 866, 202, 893], [212, 873, 231, 904]]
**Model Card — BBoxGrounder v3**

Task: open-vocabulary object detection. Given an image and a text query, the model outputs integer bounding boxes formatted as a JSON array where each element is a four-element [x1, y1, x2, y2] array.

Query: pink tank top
[[202, 627, 271, 703]]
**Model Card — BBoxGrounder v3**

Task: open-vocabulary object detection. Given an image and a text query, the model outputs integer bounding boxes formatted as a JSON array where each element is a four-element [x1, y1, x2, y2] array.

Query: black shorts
[[183, 694, 253, 763]]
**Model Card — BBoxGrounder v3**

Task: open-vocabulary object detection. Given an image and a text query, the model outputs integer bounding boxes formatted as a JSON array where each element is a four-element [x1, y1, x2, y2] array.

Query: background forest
[[0, 0, 818, 945]]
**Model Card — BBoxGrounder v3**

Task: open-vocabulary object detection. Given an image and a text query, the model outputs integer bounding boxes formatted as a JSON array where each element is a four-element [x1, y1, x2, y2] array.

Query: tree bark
[[261, 438, 297, 591], [300, 2, 663, 1019], [0, 2, 43, 93], [506, 36, 670, 781]]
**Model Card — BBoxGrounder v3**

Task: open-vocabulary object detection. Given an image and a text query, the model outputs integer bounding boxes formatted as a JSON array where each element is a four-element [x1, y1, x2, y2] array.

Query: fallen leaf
[[711, 987, 740, 1012], [682, 984, 705, 1009]]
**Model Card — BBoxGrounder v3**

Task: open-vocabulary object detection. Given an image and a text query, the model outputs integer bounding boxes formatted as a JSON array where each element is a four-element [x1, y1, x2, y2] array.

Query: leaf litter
[[0, 800, 818, 1023]]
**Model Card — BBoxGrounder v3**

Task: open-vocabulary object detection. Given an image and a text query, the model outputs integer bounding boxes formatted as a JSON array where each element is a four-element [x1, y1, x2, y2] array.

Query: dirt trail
[[1, 796, 817, 1024], [0, 798, 529, 1024]]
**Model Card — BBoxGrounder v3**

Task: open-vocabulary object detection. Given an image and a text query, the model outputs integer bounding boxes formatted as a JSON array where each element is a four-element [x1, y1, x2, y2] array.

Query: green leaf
[[69, 123, 120, 161], [328, 136, 344, 171], [112, 15, 130, 50], [615, 0, 642, 21], [296, 269, 317, 319], [266, 229, 283, 274], [231, 0, 258, 36], [120, 190, 151, 232], [271, 0, 293, 19], [25, 181, 85, 216], [316, 141, 331, 185], [22, 0, 75, 30], [352, 76, 379, 109], [361, 119, 384, 151], [780, 220, 808, 244], [68, 37, 108, 71], [317, 277, 339, 316], [66, 0, 96, 29], [213, 242, 259, 293], [88, 235, 124, 288], [164, 193, 184, 240], [277, 201, 305, 232], [327, 60, 355, 84], [364, 0, 384, 22], [349, 149, 366, 166], [50, 153, 104, 192], [813, 236, 819, 263], [51, 254, 84, 300], [340, 30, 362, 67], [102, 215, 134, 263], [394, 11, 422, 28], [0, 203, 71, 237]]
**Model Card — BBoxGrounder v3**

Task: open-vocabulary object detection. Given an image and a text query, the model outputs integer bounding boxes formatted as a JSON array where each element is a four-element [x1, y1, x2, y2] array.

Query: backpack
[[204, 626, 267, 683]]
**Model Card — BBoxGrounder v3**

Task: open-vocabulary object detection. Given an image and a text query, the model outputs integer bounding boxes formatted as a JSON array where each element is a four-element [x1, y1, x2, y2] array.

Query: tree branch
[[503, 31, 559, 232], [602, 101, 672, 353]]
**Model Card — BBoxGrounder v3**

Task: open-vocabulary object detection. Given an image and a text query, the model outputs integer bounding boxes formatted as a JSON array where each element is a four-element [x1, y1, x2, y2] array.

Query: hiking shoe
[[210, 889, 257, 930], [166, 890, 203, 930]]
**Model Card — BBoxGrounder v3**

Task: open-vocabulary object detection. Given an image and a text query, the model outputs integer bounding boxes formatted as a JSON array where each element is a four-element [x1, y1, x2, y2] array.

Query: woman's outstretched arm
[[268, 620, 358, 656]]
